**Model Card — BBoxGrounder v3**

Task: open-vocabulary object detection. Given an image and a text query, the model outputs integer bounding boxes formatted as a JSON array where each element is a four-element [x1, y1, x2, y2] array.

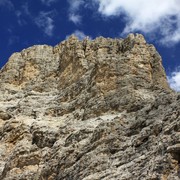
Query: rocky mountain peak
[[0, 34, 171, 117], [0, 34, 179, 179], [1, 33, 169, 90]]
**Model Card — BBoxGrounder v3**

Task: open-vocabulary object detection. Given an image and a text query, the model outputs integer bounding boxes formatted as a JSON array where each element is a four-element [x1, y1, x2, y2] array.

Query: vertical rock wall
[[0, 34, 179, 180]]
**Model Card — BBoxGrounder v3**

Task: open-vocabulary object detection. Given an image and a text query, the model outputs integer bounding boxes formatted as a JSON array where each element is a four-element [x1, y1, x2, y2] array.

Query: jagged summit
[[1, 33, 169, 91], [0, 33, 171, 118], [0, 34, 179, 179]]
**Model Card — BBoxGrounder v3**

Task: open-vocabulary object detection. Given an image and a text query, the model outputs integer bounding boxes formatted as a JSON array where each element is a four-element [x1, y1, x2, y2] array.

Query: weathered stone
[[0, 111, 11, 120], [0, 34, 179, 179]]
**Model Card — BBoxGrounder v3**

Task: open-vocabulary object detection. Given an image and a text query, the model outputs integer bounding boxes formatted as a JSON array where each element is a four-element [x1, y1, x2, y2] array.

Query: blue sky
[[0, 0, 180, 91]]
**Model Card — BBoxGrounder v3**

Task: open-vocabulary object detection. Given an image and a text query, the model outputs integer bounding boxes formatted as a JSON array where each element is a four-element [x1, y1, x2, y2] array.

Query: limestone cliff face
[[0, 34, 179, 179]]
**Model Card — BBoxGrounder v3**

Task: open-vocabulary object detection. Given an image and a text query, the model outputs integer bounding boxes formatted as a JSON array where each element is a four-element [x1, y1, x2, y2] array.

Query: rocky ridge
[[0, 34, 179, 179]]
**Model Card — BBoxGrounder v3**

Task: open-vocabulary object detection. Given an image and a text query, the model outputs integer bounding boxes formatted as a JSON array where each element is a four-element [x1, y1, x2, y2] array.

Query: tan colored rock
[[0, 34, 179, 179], [0, 111, 11, 120]]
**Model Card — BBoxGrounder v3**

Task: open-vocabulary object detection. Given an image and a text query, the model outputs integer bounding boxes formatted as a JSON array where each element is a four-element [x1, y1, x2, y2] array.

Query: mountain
[[0, 34, 179, 180]]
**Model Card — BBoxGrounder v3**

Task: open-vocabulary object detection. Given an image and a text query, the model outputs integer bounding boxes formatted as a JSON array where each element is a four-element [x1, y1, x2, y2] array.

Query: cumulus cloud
[[40, 0, 57, 6], [68, 0, 84, 24], [66, 30, 91, 40], [35, 11, 55, 36], [168, 68, 180, 92], [94, 0, 180, 45]]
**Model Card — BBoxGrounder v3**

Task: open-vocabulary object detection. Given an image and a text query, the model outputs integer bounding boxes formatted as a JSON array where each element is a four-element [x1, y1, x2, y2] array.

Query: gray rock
[[0, 111, 11, 120], [0, 33, 179, 179]]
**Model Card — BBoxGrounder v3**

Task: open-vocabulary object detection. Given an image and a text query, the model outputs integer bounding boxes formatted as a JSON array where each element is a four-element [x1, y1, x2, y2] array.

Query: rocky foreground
[[0, 34, 179, 179]]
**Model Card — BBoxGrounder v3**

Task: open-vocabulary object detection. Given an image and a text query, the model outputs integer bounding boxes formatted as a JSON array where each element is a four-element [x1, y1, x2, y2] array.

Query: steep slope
[[0, 34, 179, 179]]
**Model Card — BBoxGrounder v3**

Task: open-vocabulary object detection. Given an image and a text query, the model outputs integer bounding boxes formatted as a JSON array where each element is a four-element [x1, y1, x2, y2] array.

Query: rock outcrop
[[0, 34, 179, 179]]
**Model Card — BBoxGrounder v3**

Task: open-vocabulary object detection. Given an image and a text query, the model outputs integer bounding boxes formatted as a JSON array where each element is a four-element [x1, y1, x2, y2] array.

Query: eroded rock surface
[[0, 34, 179, 179]]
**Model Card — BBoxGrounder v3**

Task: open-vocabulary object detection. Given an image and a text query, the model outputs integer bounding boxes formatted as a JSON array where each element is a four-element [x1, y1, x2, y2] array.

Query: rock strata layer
[[0, 34, 179, 179]]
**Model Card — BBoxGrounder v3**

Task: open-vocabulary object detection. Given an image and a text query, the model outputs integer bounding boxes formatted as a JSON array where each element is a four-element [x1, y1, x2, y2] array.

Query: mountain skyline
[[0, 0, 180, 91]]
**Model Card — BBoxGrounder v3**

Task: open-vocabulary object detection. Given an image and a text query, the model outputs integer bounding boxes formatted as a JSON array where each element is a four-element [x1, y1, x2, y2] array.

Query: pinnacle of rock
[[0, 34, 179, 179]]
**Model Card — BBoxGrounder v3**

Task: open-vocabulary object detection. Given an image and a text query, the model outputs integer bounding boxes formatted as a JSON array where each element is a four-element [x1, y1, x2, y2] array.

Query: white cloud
[[66, 30, 91, 40], [68, 0, 84, 24], [73, 30, 89, 40], [35, 11, 55, 36], [69, 14, 81, 24], [168, 67, 180, 92], [94, 0, 180, 45], [68, 0, 84, 12], [14, 2, 56, 36], [40, 0, 57, 6], [15, 2, 31, 25]]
